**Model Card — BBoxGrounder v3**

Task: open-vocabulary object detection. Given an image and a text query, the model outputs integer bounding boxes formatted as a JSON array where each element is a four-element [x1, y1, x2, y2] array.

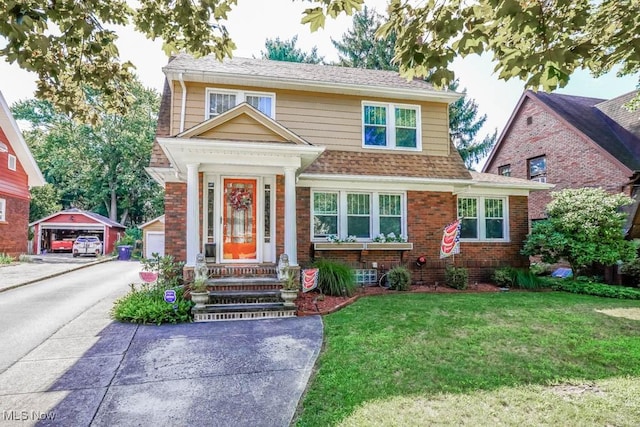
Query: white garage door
[[145, 232, 165, 258]]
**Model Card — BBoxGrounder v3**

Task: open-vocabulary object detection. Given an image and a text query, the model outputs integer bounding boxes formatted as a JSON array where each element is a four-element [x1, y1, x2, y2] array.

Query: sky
[[0, 0, 638, 154]]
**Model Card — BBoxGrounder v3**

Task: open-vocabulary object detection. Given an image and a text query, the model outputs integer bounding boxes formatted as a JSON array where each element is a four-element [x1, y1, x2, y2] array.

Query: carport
[[30, 208, 126, 255]]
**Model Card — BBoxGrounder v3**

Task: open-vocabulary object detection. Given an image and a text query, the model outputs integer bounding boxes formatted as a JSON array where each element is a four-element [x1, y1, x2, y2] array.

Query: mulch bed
[[296, 282, 503, 316]]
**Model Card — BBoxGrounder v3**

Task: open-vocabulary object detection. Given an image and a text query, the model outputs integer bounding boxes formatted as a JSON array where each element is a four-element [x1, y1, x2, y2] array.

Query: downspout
[[179, 73, 187, 133]]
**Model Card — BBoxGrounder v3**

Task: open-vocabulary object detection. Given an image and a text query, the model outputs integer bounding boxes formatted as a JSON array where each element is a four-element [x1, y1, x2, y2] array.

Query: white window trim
[[8, 154, 16, 171], [311, 190, 407, 242], [361, 101, 422, 151], [0, 198, 5, 222], [205, 88, 276, 119], [457, 196, 509, 242]]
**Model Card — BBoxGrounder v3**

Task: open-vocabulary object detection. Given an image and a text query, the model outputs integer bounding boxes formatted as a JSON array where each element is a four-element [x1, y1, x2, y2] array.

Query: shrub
[[0, 253, 13, 265], [492, 267, 515, 288], [387, 266, 412, 291], [313, 259, 356, 296], [621, 257, 640, 286], [529, 262, 551, 276], [141, 253, 184, 288], [111, 283, 193, 324], [513, 268, 544, 289], [445, 265, 468, 290], [551, 279, 640, 300]]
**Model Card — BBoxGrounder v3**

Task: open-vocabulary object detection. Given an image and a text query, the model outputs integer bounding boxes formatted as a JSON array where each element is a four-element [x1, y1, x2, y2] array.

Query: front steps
[[192, 265, 296, 322]]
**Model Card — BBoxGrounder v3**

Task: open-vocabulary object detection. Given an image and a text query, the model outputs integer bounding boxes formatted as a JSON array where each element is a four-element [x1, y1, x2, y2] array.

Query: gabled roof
[[177, 102, 311, 145], [30, 208, 126, 229], [0, 90, 45, 187], [483, 90, 640, 173], [163, 55, 461, 104], [139, 215, 165, 229]]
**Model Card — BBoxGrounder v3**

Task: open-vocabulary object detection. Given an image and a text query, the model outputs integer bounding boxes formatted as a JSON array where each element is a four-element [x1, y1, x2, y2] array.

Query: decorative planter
[[365, 242, 414, 250], [280, 289, 298, 308], [314, 242, 366, 251], [190, 291, 209, 308]]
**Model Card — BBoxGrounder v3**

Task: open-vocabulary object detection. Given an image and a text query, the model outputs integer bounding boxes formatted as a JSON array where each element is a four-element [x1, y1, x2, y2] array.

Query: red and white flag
[[440, 219, 461, 259]]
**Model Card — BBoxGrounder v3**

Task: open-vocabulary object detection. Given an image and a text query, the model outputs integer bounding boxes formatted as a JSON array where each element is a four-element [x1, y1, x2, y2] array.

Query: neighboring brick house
[[482, 90, 640, 223], [147, 56, 549, 283], [0, 90, 45, 257]]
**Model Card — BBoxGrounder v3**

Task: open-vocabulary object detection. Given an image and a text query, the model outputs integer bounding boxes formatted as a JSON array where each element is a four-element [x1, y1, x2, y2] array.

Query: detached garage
[[31, 208, 126, 255], [140, 215, 165, 258]]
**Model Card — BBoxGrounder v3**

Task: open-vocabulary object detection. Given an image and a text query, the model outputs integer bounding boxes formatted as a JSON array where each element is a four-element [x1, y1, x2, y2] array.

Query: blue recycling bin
[[117, 245, 133, 261]]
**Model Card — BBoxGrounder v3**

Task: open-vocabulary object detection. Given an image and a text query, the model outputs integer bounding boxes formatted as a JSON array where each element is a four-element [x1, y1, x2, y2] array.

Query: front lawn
[[295, 292, 640, 426]]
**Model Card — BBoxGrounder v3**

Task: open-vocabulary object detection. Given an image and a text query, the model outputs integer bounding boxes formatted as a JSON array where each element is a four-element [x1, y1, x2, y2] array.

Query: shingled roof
[[527, 91, 640, 171], [302, 146, 472, 180], [162, 55, 459, 103]]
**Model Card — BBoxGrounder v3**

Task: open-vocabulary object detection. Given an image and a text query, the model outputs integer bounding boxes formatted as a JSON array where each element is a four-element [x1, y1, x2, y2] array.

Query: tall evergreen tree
[[332, 8, 496, 169], [261, 36, 323, 64]]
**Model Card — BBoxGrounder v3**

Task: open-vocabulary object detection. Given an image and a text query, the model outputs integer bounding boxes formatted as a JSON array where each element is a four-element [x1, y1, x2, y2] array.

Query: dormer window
[[362, 102, 421, 151], [206, 89, 275, 119]]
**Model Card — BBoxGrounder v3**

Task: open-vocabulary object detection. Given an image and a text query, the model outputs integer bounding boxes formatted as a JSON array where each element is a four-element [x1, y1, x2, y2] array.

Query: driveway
[[0, 312, 323, 426]]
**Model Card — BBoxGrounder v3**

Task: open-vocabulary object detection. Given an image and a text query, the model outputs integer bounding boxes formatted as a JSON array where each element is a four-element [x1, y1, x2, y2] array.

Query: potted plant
[[280, 267, 299, 308], [190, 277, 209, 308]]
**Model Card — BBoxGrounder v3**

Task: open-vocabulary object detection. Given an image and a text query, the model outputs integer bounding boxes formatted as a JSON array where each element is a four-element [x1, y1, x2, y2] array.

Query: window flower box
[[365, 242, 414, 251], [314, 242, 366, 251]]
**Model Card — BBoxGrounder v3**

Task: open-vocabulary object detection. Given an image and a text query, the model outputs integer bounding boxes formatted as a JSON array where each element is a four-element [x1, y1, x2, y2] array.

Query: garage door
[[146, 232, 165, 258]]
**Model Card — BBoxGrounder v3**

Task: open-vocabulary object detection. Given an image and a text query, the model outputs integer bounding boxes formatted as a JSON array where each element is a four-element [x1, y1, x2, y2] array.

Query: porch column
[[284, 166, 298, 266], [186, 163, 200, 267]]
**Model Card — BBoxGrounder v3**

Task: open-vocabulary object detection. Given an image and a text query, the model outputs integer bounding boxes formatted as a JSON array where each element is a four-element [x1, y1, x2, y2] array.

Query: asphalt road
[[0, 261, 140, 373]]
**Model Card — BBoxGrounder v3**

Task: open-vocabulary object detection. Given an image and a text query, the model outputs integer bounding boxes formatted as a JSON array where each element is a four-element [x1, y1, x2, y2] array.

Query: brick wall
[[0, 194, 29, 258], [486, 97, 630, 220], [165, 182, 187, 262], [296, 189, 530, 283]]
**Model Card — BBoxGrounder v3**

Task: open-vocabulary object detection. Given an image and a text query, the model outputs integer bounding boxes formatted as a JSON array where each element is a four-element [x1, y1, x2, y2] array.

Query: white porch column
[[186, 163, 200, 267], [284, 166, 298, 266]]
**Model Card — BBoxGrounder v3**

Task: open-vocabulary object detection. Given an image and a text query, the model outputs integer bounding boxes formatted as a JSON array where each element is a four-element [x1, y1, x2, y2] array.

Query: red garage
[[30, 208, 126, 255]]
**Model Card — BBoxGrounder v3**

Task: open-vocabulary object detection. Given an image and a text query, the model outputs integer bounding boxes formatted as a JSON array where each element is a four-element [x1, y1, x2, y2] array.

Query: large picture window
[[362, 102, 420, 150], [457, 196, 508, 241], [312, 191, 406, 240], [206, 89, 275, 119]]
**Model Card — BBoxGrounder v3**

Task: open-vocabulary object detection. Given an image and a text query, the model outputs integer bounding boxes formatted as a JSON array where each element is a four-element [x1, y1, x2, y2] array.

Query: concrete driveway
[[0, 301, 323, 426]]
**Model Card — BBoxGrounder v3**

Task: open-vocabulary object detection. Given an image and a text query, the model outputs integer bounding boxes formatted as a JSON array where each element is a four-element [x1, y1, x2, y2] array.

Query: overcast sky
[[1, 0, 637, 152]]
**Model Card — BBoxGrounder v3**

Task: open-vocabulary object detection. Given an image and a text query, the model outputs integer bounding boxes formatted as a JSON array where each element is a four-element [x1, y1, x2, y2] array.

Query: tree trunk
[[110, 186, 117, 222]]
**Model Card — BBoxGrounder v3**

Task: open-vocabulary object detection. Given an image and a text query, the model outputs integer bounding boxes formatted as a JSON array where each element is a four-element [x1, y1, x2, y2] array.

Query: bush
[[492, 267, 515, 288], [141, 254, 184, 288], [513, 268, 544, 289], [529, 262, 551, 276], [111, 283, 193, 324], [621, 258, 640, 286], [445, 265, 468, 290], [551, 279, 640, 300], [313, 259, 356, 296], [0, 253, 13, 265], [387, 266, 411, 291]]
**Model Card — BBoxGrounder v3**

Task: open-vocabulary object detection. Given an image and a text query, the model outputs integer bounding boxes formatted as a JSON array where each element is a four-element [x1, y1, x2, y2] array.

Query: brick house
[[147, 56, 549, 287], [482, 90, 640, 223], [0, 90, 45, 257]]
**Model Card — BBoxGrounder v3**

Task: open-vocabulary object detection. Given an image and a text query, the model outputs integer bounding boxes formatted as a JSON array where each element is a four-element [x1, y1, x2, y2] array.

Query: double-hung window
[[528, 155, 546, 182], [206, 89, 275, 119], [312, 191, 406, 240], [0, 198, 5, 222], [362, 102, 420, 150], [457, 196, 508, 241]]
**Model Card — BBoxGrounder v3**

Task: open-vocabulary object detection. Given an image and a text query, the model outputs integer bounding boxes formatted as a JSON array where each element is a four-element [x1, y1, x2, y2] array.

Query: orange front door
[[222, 178, 257, 261]]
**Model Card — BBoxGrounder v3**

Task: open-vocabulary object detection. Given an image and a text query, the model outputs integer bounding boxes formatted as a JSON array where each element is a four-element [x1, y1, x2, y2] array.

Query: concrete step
[[192, 302, 296, 322], [207, 264, 278, 279], [207, 276, 282, 291], [209, 289, 282, 304]]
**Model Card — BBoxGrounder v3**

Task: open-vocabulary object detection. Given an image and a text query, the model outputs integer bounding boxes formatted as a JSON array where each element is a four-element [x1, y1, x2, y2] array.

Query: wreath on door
[[229, 188, 252, 210]]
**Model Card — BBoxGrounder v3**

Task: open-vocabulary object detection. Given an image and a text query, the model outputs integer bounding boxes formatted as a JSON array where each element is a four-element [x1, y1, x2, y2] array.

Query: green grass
[[295, 292, 640, 426]]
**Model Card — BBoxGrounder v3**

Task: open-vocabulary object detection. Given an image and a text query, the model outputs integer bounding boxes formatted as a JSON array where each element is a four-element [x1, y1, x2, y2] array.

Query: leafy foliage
[[522, 188, 637, 276], [261, 36, 323, 64], [28, 184, 62, 223], [12, 79, 164, 226], [387, 265, 411, 291], [0, 253, 14, 264], [331, 6, 496, 168], [141, 253, 184, 288], [313, 259, 356, 297], [111, 284, 193, 325], [550, 278, 640, 300], [620, 257, 640, 286], [492, 267, 515, 288], [445, 265, 468, 290]]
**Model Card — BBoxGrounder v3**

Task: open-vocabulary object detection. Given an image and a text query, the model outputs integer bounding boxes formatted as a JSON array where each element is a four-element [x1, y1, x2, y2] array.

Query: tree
[[4, 1, 638, 119], [522, 188, 637, 277], [12, 79, 164, 225], [261, 36, 323, 64], [29, 184, 61, 223], [332, 7, 496, 168]]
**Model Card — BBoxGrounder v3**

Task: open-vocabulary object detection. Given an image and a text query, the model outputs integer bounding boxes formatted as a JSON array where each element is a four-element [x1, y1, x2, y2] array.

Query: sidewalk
[[0, 255, 118, 293]]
